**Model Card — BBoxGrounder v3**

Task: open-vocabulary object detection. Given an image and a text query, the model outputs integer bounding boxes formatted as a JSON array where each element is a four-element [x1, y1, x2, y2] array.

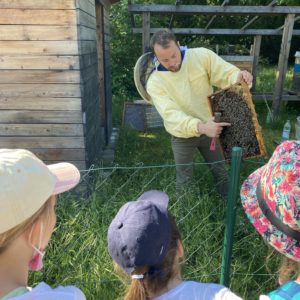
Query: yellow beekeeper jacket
[[146, 47, 240, 138]]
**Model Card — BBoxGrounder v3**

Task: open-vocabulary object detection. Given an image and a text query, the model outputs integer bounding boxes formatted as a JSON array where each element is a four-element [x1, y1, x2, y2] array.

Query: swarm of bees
[[208, 83, 267, 160]]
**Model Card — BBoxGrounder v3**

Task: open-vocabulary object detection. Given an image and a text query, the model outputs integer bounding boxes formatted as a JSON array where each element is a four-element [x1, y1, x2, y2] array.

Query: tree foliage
[[110, 0, 141, 99]]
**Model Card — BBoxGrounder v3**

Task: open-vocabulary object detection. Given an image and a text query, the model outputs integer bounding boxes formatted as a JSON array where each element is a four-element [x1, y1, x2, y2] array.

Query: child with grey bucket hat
[[107, 190, 243, 300], [0, 149, 86, 299]]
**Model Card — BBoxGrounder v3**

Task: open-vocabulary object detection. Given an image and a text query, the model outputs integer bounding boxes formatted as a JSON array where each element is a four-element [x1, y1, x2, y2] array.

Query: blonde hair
[[278, 256, 300, 284], [0, 196, 54, 254], [123, 213, 182, 300]]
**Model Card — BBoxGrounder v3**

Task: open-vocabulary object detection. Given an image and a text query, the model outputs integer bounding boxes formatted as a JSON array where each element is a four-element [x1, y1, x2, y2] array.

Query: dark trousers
[[171, 135, 229, 197]]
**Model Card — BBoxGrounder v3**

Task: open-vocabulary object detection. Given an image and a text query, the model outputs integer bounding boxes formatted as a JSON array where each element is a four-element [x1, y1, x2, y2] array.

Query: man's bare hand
[[236, 70, 253, 87], [198, 117, 231, 138]]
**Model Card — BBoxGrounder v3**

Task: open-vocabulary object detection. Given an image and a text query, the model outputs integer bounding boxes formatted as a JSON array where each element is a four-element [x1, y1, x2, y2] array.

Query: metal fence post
[[220, 147, 243, 287]]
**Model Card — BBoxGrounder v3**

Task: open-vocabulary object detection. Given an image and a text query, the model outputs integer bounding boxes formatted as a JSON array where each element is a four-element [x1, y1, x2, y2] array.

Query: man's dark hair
[[150, 29, 178, 53]]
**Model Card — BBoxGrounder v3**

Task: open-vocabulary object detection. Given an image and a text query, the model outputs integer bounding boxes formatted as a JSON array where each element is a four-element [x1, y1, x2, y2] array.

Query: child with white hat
[[107, 190, 243, 300], [241, 140, 300, 299], [0, 149, 86, 299]]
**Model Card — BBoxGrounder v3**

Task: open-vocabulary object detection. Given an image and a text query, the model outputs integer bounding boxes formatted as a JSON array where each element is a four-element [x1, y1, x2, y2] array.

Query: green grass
[[255, 64, 294, 93], [28, 65, 300, 299]]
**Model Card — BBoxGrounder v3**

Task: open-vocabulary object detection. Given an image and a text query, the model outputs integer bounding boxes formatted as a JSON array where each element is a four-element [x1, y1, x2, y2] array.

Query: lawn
[[29, 64, 299, 299]]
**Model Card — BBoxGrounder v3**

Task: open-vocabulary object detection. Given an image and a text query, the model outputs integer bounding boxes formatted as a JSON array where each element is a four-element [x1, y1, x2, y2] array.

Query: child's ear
[[176, 240, 184, 258], [24, 219, 41, 246]]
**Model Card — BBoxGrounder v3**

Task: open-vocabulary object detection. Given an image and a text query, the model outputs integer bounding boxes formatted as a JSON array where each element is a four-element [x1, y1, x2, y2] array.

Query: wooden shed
[[0, 0, 118, 170]]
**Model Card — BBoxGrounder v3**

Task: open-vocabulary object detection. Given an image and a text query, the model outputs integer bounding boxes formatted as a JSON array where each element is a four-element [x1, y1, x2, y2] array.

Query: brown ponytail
[[278, 256, 300, 284], [124, 273, 148, 300], [123, 213, 182, 300]]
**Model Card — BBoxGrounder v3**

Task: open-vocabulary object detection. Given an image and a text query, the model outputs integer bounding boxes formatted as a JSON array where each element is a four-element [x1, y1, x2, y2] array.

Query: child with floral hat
[[240, 140, 300, 299], [107, 190, 243, 300], [0, 149, 86, 299]]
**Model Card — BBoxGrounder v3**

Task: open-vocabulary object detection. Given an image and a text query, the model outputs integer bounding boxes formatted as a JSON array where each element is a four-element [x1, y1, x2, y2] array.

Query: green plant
[[255, 64, 294, 93]]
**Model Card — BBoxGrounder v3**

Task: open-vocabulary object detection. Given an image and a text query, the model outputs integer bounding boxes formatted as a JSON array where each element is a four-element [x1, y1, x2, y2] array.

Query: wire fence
[[29, 151, 281, 300]]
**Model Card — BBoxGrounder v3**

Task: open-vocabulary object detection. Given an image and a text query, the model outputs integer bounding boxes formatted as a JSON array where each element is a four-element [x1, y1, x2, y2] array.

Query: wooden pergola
[[128, 3, 300, 116]]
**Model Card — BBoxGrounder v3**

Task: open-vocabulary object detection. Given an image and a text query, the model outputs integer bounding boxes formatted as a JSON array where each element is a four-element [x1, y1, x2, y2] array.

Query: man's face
[[154, 40, 182, 72]]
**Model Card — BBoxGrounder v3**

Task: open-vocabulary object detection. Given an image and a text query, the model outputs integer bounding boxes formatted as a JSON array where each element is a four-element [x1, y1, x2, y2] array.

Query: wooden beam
[[43, 160, 87, 170], [0, 55, 80, 70], [0, 0, 76, 9], [0, 70, 80, 84], [78, 26, 96, 41], [96, 0, 114, 10], [272, 14, 295, 116], [128, 0, 136, 28], [77, 9, 97, 29], [168, 0, 181, 30], [241, 0, 277, 30], [142, 12, 150, 53], [0, 84, 81, 98], [221, 56, 253, 73], [27, 148, 86, 161], [132, 28, 300, 36], [253, 93, 299, 101], [0, 9, 76, 25], [241, 16, 260, 30], [0, 97, 82, 111], [205, 0, 229, 29], [0, 41, 79, 55], [0, 25, 77, 41], [0, 124, 84, 136], [128, 5, 300, 16], [277, 16, 300, 30], [220, 55, 253, 61], [76, 0, 96, 17], [0, 110, 82, 124], [251, 35, 262, 92], [95, 3, 107, 128], [0, 137, 85, 148]]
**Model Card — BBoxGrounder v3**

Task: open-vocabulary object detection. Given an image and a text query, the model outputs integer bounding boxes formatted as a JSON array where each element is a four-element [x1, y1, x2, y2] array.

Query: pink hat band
[[48, 163, 80, 195]]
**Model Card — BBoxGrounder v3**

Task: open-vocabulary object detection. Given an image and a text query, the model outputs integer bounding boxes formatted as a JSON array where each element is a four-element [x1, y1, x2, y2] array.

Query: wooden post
[[142, 12, 150, 53], [272, 14, 295, 116], [251, 35, 262, 92], [95, 3, 107, 132]]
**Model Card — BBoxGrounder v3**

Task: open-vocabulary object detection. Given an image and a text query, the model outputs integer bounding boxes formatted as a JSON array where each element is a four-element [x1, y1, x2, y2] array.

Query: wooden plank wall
[[0, 0, 86, 170], [77, 0, 105, 165], [103, 6, 113, 141]]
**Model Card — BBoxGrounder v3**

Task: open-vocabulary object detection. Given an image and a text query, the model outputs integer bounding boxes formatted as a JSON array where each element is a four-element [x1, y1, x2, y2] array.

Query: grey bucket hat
[[107, 190, 171, 274]]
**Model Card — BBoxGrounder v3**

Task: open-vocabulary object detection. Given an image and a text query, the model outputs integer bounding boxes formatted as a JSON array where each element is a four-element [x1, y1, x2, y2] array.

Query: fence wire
[[28, 158, 281, 300]]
